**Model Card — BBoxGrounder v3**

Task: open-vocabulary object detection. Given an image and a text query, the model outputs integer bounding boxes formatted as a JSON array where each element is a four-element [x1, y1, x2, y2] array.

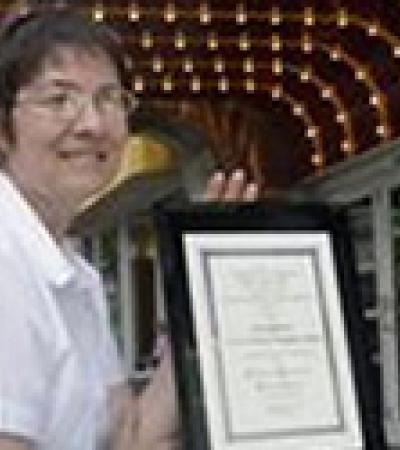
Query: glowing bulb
[[271, 85, 282, 99], [191, 75, 201, 92], [336, 111, 347, 123], [329, 47, 341, 61], [199, 2, 211, 24], [214, 56, 225, 73], [321, 87, 333, 99], [245, 78, 255, 92], [300, 67, 311, 82], [376, 124, 388, 137], [207, 31, 219, 50], [141, 30, 153, 49], [293, 103, 304, 116], [183, 57, 193, 73], [355, 68, 367, 80], [337, 8, 348, 28], [243, 57, 254, 73], [163, 75, 173, 92], [311, 153, 323, 166], [369, 93, 380, 106], [304, 7, 315, 26], [133, 75, 144, 92], [271, 34, 281, 52], [152, 55, 163, 73], [15, 1, 29, 16], [394, 46, 400, 58], [174, 31, 186, 50], [306, 126, 318, 138], [367, 23, 378, 36], [302, 33, 313, 54], [93, 4, 104, 22], [272, 58, 283, 75], [341, 140, 352, 153], [239, 32, 250, 51], [128, 2, 140, 22], [236, 3, 247, 25], [270, 6, 281, 25], [218, 77, 229, 92], [164, 2, 176, 23]]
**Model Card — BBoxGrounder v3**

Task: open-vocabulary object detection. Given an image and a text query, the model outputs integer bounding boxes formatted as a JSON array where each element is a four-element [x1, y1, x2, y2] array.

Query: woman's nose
[[71, 97, 104, 136]]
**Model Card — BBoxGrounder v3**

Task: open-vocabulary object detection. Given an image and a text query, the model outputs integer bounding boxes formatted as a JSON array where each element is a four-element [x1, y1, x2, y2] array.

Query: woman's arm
[[110, 171, 259, 450], [0, 437, 32, 450], [108, 346, 179, 450]]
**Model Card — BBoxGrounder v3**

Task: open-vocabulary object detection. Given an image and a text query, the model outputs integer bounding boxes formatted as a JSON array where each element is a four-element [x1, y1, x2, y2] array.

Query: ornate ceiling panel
[[3, 0, 400, 187]]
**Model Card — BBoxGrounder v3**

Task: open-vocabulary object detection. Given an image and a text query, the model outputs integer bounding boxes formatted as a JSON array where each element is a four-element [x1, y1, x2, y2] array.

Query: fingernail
[[213, 171, 225, 181], [232, 169, 244, 180], [248, 183, 258, 193]]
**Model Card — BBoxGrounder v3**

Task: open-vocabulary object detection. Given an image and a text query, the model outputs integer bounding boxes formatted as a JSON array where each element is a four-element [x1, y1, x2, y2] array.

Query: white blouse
[[0, 171, 124, 449]]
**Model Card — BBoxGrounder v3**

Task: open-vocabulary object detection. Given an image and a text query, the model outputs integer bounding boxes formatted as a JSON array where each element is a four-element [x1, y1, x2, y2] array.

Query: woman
[[0, 7, 258, 450]]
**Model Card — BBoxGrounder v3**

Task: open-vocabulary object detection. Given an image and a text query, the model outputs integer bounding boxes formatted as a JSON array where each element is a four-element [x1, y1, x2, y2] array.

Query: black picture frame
[[153, 201, 385, 450]]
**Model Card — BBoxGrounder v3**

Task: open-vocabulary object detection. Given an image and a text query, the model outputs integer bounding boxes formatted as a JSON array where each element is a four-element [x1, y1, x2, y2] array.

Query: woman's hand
[[205, 169, 259, 202], [135, 343, 180, 450]]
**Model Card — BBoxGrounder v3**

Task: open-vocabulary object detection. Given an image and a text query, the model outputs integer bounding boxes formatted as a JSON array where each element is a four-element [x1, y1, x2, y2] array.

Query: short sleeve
[[0, 257, 54, 443]]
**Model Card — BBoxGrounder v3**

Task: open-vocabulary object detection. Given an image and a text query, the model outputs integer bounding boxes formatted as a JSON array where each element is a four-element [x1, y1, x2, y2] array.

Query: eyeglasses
[[17, 85, 138, 121]]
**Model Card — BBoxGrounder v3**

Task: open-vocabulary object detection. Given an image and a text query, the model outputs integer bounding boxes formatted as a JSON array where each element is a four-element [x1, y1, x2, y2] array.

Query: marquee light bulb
[[164, 2, 176, 23], [93, 5, 104, 22], [270, 6, 281, 25], [236, 3, 247, 25], [199, 2, 211, 24], [245, 78, 255, 92], [128, 2, 140, 22]]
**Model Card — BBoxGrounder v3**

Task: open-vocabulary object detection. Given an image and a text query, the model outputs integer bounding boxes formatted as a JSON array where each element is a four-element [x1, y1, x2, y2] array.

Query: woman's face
[[6, 45, 128, 205]]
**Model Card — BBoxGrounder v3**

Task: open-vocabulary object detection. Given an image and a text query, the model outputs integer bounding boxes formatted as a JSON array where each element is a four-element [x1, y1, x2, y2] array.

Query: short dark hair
[[0, 7, 129, 144]]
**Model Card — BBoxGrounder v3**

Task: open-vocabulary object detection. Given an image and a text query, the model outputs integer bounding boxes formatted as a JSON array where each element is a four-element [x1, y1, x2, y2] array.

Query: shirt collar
[[0, 171, 76, 288]]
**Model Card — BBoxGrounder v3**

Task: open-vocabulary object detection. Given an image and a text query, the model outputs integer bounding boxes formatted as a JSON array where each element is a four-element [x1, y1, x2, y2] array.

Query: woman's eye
[[100, 90, 123, 106], [45, 92, 71, 107]]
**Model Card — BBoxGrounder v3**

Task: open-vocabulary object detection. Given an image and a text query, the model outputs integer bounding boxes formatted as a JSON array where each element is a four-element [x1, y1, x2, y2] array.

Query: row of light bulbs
[[132, 75, 389, 136], [92, 3, 400, 56], [135, 30, 253, 52], [133, 75, 257, 93], [144, 55, 385, 109], [138, 45, 389, 134], [145, 48, 389, 140], [147, 54, 377, 83], [147, 55, 255, 73], [136, 36, 388, 130], [132, 75, 390, 147], [91, 3, 395, 35], [130, 29, 400, 61]]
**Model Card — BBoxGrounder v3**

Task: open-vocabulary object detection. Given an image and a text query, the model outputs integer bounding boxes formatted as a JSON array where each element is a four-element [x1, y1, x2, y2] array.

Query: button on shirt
[[0, 172, 124, 449]]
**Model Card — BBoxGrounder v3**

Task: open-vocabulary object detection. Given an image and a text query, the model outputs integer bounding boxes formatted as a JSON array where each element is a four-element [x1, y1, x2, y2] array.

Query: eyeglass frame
[[15, 82, 139, 121]]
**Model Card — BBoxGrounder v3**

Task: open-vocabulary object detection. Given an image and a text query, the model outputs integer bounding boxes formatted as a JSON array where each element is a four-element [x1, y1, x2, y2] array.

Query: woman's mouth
[[57, 150, 108, 161]]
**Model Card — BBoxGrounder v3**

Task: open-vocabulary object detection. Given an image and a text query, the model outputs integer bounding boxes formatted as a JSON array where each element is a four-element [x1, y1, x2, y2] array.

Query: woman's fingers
[[205, 169, 260, 202], [204, 171, 225, 200], [243, 182, 259, 201], [223, 169, 246, 201]]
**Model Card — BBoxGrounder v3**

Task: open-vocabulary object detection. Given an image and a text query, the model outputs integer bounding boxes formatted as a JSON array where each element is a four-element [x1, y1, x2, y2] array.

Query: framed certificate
[[154, 202, 385, 450]]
